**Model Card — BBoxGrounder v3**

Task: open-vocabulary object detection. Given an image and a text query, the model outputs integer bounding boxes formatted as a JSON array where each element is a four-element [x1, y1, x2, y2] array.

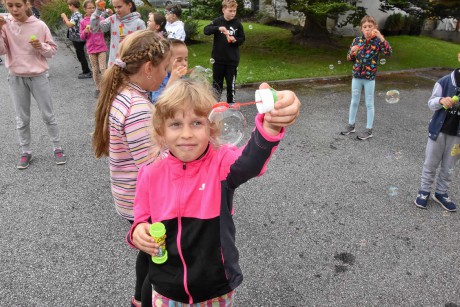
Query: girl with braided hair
[[92, 30, 171, 307]]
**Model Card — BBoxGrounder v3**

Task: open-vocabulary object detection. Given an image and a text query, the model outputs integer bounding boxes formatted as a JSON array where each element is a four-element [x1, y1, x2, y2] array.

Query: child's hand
[[350, 45, 359, 55], [218, 26, 227, 33], [132, 223, 162, 256], [29, 39, 42, 50], [60, 13, 67, 20], [228, 36, 236, 43], [260, 83, 301, 135], [106, 8, 113, 15], [373, 29, 385, 42], [440, 97, 456, 109], [0, 15, 6, 29], [171, 63, 187, 80]]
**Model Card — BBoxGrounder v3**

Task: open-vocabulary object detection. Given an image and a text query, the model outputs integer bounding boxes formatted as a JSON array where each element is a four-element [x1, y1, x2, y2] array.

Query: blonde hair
[[152, 79, 221, 149], [222, 0, 237, 8], [360, 15, 377, 27], [93, 30, 171, 157]]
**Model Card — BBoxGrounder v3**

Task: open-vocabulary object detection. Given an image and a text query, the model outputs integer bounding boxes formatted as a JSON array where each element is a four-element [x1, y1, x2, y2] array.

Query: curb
[[236, 67, 453, 89]]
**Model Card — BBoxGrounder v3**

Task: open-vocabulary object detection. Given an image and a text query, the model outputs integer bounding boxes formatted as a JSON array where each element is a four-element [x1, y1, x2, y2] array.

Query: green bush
[[136, 4, 155, 23], [383, 13, 404, 36], [184, 17, 200, 42], [403, 15, 423, 36], [41, 0, 71, 32], [191, 0, 248, 20]]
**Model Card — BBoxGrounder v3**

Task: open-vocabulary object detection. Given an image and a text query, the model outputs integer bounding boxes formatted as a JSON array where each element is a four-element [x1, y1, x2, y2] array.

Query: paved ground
[[0, 39, 459, 307]]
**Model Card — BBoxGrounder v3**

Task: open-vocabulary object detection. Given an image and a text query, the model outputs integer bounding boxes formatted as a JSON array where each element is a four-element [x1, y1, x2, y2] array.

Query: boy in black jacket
[[204, 0, 245, 103]]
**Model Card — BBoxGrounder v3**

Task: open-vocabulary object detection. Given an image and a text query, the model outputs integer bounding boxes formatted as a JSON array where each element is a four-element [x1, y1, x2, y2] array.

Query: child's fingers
[[265, 90, 301, 126]]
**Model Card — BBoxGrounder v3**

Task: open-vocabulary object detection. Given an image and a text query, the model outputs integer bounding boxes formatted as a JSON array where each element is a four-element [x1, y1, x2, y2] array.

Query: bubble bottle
[[149, 222, 168, 264]]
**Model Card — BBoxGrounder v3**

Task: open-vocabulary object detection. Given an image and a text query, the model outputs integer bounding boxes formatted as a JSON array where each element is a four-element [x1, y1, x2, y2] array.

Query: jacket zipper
[[176, 162, 193, 303]]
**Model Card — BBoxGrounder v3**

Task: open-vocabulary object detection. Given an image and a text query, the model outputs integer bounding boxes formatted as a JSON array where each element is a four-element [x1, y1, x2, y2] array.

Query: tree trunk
[[300, 14, 330, 39]]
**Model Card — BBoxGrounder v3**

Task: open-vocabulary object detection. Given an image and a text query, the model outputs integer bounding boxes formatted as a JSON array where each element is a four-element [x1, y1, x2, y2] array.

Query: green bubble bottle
[[149, 222, 168, 264]]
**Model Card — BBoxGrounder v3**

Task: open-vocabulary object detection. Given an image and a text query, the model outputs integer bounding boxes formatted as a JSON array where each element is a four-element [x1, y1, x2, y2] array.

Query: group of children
[[1, 0, 459, 304]]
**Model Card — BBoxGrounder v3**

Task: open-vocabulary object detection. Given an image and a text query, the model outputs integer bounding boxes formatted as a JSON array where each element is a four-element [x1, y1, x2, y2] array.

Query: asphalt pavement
[[1, 38, 459, 307]]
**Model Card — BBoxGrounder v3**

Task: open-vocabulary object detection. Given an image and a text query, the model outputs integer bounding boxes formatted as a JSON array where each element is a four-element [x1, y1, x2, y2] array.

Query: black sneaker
[[357, 128, 373, 140], [340, 124, 355, 135], [78, 72, 92, 79], [432, 193, 457, 212]]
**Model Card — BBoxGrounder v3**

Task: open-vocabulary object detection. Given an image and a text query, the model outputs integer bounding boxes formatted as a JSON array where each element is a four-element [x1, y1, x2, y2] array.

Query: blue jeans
[[348, 78, 375, 129]]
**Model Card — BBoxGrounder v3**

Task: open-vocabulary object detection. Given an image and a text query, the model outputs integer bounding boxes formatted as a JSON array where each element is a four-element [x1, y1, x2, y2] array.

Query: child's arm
[[60, 13, 74, 28], [30, 25, 57, 58], [203, 18, 220, 36], [90, 5, 111, 33], [374, 29, 392, 56], [347, 38, 359, 61], [125, 167, 161, 255], [80, 20, 89, 41], [0, 17, 7, 55], [428, 81, 446, 111], [233, 21, 245, 46], [224, 84, 300, 189]]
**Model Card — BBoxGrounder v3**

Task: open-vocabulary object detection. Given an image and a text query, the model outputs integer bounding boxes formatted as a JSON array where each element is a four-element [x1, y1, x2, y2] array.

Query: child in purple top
[[80, 0, 108, 98]]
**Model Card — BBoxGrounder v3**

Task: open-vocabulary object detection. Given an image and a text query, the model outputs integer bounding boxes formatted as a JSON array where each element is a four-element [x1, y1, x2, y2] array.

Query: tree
[[284, 0, 357, 39], [379, 0, 460, 20]]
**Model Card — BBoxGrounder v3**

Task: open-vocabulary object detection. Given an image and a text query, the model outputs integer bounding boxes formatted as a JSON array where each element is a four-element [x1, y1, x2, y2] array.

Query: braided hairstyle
[[93, 30, 171, 158]]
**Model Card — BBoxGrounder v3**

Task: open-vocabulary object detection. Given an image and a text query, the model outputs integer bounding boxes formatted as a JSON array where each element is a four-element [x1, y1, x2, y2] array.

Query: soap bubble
[[385, 90, 400, 104], [189, 66, 212, 82], [329, 64, 334, 70], [210, 58, 215, 64], [337, 60, 342, 65], [388, 186, 399, 197], [248, 24, 253, 30], [379, 58, 386, 65], [192, 53, 196, 57], [208, 106, 247, 146]]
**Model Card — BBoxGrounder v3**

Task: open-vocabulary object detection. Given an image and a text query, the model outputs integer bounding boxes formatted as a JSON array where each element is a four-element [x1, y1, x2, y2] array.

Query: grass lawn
[[187, 21, 460, 85]]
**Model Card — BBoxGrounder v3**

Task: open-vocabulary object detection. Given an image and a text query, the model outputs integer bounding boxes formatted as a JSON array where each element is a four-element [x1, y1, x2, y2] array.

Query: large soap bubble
[[385, 90, 400, 104], [208, 106, 247, 146]]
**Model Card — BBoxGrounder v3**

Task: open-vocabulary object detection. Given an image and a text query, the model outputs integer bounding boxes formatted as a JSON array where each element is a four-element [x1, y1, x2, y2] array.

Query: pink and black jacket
[[127, 114, 285, 303]]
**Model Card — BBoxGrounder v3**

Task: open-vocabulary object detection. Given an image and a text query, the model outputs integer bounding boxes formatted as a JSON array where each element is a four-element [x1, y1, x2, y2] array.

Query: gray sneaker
[[340, 124, 355, 135], [17, 153, 32, 169], [54, 148, 67, 165], [357, 128, 373, 140]]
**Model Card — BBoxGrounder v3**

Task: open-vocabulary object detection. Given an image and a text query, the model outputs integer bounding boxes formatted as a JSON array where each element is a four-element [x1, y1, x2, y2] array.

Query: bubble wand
[[119, 23, 124, 36]]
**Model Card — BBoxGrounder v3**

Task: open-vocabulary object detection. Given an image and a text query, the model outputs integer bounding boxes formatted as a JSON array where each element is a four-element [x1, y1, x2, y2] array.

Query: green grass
[[188, 21, 460, 85]]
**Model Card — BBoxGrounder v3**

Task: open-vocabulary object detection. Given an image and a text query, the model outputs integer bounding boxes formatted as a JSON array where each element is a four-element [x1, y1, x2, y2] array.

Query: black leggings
[[71, 41, 90, 74], [129, 220, 152, 307], [212, 63, 237, 103]]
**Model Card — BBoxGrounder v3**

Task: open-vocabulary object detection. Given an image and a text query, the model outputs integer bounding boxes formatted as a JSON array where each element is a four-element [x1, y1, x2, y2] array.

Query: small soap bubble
[[388, 186, 399, 197], [210, 58, 215, 64], [385, 90, 400, 104], [329, 64, 334, 70], [208, 107, 247, 146], [193, 53, 196, 57], [380, 58, 386, 65], [248, 24, 253, 30], [337, 60, 342, 65]]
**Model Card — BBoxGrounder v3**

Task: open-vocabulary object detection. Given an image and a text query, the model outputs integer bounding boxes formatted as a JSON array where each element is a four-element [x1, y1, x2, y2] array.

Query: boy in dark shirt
[[414, 54, 460, 211], [203, 0, 245, 103]]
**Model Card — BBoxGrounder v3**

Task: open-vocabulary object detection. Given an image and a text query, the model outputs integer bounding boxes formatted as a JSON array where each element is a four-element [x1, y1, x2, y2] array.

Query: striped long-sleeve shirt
[[109, 83, 161, 220]]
